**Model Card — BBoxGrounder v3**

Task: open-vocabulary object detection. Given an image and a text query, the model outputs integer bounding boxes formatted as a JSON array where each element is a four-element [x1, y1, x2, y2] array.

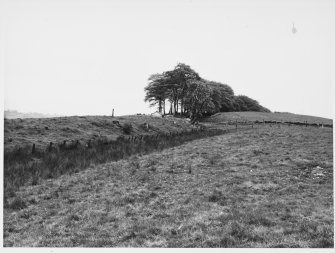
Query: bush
[[122, 123, 133, 134]]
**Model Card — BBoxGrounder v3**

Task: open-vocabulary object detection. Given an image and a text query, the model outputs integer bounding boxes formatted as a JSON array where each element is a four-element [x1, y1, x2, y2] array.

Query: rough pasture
[[4, 115, 193, 152], [4, 125, 333, 247]]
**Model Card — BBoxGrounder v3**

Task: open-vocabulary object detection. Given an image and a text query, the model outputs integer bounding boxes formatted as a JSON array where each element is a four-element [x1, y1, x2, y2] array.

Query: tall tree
[[144, 74, 169, 113], [144, 63, 270, 118], [184, 80, 215, 123], [163, 63, 200, 115], [205, 81, 235, 112]]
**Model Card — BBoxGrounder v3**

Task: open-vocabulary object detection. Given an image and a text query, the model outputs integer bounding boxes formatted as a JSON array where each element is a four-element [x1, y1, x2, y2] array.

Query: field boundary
[[208, 120, 333, 128], [5, 126, 237, 198], [4, 118, 331, 198]]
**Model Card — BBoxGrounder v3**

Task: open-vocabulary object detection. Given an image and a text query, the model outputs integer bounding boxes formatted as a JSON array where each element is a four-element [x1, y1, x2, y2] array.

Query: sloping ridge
[[204, 112, 332, 125], [4, 115, 193, 152]]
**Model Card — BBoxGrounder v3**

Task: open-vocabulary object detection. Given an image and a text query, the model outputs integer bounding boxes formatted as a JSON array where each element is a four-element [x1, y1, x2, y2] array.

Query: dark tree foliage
[[233, 95, 270, 112], [184, 80, 215, 123], [144, 73, 169, 114], [144, 63, 270, 121]]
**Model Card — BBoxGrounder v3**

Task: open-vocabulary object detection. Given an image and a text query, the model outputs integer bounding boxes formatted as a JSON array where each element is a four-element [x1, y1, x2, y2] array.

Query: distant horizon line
[[4, 109, 333, 120]]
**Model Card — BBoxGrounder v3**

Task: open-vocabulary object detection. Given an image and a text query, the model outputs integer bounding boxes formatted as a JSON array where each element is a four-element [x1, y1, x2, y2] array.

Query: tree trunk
[[163, 100, 166, 115], [181, 99, 184, 115], [176, 100, 179, 114], [158, 99, 162, 113]]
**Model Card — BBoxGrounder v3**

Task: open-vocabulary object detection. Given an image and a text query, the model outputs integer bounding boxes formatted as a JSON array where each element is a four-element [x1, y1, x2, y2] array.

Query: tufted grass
[[3, 124, 333, 247]]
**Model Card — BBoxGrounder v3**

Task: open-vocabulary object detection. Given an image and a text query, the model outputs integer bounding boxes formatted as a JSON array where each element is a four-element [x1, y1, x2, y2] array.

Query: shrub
[[122, 123, 133, 134]]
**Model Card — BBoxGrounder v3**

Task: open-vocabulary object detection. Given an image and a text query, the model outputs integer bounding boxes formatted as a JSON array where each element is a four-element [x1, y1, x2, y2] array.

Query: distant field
[[204, 112, 333, 125], [4, 125, 333, 247], [5, 112, 332, 153], [4, 115, 192, 152]]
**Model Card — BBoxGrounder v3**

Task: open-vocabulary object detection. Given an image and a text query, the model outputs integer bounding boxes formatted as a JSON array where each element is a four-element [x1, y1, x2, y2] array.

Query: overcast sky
[[1, 0, 334, 118]]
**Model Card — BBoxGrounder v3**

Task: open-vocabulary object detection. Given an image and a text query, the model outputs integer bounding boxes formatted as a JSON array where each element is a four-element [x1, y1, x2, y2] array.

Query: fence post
[[235, 120, 237, 131], [32, 143, 35, 154], [112, 109, 114, 117]]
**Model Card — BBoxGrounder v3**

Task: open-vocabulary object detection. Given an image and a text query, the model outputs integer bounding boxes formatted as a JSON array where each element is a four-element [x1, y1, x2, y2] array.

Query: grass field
[[204, 112, 333, 125], [4, 112, 332, 153], [3, 124, 333, 247], [4, 115, 192, 152]]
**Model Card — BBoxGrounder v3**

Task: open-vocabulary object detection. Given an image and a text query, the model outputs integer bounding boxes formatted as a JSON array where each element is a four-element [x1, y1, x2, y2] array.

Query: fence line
[[4, 118, 332, 195], [222, 120, 332, 128]]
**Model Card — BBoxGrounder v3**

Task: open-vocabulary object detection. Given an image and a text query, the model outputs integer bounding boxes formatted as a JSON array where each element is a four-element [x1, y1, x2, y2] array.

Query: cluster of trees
[[144, 63, 270, 122]]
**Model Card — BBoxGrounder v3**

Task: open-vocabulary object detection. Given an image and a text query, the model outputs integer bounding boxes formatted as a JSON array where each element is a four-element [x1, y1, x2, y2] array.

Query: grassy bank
[[204, 112, 333, 126], [4, 115, 193, 152], [4, 126, 232, 199]]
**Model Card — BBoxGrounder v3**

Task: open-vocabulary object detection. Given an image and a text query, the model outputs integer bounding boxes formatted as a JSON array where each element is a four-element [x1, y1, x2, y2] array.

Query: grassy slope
[[4, 125, 333, 247], [5, 112, 331, 152], [4, 115, 192, 152], [204, 112, 332, 125]]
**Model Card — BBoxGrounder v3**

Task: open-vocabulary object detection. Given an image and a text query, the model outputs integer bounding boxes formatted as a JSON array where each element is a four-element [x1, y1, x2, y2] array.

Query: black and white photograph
[[1, 0, 334, 249]]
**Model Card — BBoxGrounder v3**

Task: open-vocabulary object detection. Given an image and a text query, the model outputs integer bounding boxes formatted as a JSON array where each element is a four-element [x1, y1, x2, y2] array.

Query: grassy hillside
[[4, 115, 193, 152], [4, 125, 333, 247], [5, 112, 331, 153], [204, 112, 332, 125], [5, 114, 235, 195]]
